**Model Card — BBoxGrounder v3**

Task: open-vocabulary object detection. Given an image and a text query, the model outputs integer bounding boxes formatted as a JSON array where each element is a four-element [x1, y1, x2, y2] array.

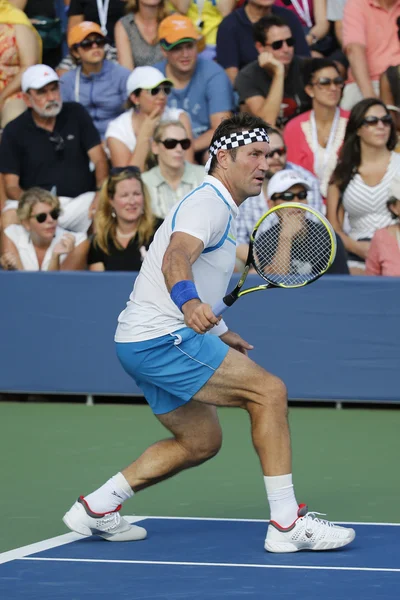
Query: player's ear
[[216, 149, 230, 170]]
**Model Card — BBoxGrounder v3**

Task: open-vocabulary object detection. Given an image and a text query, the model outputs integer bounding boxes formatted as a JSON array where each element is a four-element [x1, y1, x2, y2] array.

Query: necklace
[[116, 228, 136, 238]]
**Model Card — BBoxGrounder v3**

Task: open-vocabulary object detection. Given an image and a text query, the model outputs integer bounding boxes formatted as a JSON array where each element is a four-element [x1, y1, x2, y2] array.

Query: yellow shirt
[[187, 0, 223, 47]]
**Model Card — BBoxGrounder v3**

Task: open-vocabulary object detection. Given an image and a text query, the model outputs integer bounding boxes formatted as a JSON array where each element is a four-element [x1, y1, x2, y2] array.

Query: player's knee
[[253, 374, 288, 413], [185, 429, 223, 464]]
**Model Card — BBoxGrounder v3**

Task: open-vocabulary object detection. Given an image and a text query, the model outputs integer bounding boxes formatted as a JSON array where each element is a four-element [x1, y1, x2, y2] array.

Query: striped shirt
[[236, 163, 324, 246], [342, 153, 400, 240]]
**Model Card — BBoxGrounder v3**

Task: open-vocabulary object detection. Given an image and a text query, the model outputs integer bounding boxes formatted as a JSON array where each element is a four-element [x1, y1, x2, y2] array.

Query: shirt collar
[[204, 174, 239, 217]]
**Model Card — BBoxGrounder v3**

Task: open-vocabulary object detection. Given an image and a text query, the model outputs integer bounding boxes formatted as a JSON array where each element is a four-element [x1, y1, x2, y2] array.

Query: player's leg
[[121, 401, 222, 491]]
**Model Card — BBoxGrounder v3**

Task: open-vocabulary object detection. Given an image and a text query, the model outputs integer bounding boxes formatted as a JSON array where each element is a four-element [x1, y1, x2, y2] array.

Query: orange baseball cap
[[67, 21, 105, 48], [158, 15, 202, 50]]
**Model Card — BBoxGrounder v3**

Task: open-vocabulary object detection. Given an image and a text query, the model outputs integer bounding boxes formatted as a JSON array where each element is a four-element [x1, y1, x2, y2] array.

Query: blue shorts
[[115, 327, 229, 415]]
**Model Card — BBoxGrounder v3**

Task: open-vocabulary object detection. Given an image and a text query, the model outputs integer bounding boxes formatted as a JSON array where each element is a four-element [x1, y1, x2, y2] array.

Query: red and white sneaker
[[264, 504, 355, 553], [63, 496, 147, 542]]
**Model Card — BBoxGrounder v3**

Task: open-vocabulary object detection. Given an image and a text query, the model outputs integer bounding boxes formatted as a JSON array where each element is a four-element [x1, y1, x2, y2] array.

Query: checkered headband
[[205, 128, 270, 173]]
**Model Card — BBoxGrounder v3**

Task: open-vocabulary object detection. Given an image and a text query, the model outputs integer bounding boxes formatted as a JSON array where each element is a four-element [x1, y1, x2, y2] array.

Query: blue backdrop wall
[[1, 272, 399, 402]]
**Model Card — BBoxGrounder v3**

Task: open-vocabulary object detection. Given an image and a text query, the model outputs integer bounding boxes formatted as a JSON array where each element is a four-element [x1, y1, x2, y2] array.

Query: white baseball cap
[[267, 169, 311, 199], [126, 66, 173, 96], [22, 64, 59, 93]]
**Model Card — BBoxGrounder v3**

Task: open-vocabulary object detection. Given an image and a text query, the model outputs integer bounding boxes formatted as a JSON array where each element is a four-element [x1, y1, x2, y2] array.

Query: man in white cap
[[265, 169, 349, 274], [0, 64, 108, 233]]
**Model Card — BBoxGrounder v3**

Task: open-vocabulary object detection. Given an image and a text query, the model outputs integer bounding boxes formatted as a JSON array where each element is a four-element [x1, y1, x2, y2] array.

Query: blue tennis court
[[1, 516, 399, 599]]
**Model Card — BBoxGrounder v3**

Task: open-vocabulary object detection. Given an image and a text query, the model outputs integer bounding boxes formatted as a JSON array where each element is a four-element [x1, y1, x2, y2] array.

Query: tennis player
[[63, 113, 355, 552]]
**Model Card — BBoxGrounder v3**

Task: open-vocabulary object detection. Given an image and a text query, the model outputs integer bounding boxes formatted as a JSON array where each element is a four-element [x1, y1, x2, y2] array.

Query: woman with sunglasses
[[86, 167, 163, 271], [327, 98, 399, 274], [284, 58, 349, 199], [1, 187, 86, 271], [105, 66, 194, 171], [60, 22, 130, 139], [141, 120, 204, 218]]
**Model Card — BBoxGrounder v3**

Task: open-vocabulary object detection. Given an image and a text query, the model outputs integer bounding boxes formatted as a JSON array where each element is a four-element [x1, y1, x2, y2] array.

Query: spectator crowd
[[0, 0, 399, 277]]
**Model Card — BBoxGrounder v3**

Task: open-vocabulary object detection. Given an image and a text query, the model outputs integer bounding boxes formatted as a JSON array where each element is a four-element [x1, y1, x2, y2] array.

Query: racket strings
[[252, 208, 334, 287]]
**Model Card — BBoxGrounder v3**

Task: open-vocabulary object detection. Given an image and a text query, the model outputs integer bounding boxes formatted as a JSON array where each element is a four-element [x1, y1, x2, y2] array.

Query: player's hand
[[220, 330, 254, 355], [257, 52, 284, 76], [52, 233, 75, 256], [182, 299, 220, 334]]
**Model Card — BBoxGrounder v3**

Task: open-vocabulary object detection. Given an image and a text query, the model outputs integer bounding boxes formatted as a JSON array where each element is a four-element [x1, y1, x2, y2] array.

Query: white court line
[[20, 557, 400, 574], [0, 516, 398, 566]]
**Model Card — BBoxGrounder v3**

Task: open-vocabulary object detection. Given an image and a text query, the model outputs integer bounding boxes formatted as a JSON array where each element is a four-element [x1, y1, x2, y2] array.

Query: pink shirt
[[274, 0, 314, 27], [343, 0, 400, 83], [365, 227, 400, 276]]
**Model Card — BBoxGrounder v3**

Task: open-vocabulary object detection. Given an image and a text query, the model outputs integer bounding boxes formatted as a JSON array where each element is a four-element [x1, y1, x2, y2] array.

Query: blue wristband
[[170, 280, 200, 312]]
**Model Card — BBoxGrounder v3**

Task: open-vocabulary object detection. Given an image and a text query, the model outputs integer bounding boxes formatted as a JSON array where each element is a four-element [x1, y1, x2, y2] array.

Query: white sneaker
[[265, 504, 355, 553], [62, 496, 147, 542]]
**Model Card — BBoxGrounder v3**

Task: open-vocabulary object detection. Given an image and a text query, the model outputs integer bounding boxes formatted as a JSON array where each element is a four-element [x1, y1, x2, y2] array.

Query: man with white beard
[[0, 65, 108, 233]]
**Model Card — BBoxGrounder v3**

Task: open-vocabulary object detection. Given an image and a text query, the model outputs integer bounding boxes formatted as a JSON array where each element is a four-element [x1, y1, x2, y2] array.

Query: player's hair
[[17, 187, 60, 222], [330, 98, 397, 196], [253, 15, 290, 46], [94, 170, 155, 255], [302, 58, 341, 87], [208, 113, 271, 175]]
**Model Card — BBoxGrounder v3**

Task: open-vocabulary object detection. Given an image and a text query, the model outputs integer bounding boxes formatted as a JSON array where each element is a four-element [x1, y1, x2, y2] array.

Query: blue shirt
[[216, 6, 310, 72], [154, 57, 234, 140], [60, 60, 130, 139]]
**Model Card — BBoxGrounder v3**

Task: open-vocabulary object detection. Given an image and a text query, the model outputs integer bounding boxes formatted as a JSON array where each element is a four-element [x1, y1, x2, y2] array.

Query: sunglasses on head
[[313, 76, 344, 88], [267, 147, 286, 158], [31, 208, 60, 223], [266, 37, 295, 51], [272, 190, 308, 201], [159, 138, 191, 150], [110, 166, 141, 176], [150, 85, 172, 96], [79, 37, 107, 49], [362, 115, 392, 127]]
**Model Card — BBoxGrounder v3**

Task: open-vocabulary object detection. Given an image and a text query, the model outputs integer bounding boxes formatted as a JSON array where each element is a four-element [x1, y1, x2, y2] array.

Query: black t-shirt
[[0, 103, 101, 198], [68, 0, 126, 44], [216, 6, 310, 72], [259, 221, 349, 277], [25, 0, 56, 18], [235, 56, 309, 126], [88, 218, 163, 271]]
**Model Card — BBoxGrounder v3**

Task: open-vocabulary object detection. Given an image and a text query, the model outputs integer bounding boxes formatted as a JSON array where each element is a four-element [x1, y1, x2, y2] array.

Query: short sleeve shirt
[[115, 175, 238, 342], [68, 0, 125, 44], [0, 103, 100, 198]]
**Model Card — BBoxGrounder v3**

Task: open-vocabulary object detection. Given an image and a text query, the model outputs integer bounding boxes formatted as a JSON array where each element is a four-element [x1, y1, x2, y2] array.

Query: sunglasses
[[362, 115, 392, 127], [31, 208, 60, 223], [266, 37, 295, 51], [313, 76, 344, 88], [110, 166, 141, 176], [150, 85, 172, 96], [272, 190, 308, 201], [267, 147, 286, 158], [49, 133, 64, 152], [159, 138, 191, 150], [79, 37, 107, 49]]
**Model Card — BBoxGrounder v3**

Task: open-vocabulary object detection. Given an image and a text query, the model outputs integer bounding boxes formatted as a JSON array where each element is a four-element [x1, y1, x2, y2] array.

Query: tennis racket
[[212, 202, 337, 316]]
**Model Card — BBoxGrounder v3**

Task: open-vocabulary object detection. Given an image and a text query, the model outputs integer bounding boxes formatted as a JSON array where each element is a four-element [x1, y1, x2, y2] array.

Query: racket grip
[[212, 299, 229, 316]]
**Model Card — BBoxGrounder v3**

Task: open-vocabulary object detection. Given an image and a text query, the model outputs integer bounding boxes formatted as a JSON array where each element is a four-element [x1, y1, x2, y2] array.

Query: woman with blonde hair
[[115, 0, 166, 71], [87, 166, 163, 271], [1, 187, 86, 271]]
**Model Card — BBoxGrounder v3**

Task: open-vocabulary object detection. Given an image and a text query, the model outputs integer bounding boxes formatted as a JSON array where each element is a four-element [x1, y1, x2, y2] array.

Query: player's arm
[[162, 232, 220, 334]]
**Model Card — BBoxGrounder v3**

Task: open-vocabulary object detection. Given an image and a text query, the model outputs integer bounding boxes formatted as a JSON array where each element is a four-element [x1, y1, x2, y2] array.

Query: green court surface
[[1, 402, 399, 554]]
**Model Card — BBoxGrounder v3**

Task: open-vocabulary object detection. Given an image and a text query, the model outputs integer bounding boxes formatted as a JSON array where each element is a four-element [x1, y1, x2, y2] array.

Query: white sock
[[84, 472, 134, 514], [264, 474, 299, 528]]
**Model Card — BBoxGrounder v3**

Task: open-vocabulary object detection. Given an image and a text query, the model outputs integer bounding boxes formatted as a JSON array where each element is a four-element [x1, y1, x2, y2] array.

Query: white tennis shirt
[[115, 175, 238, 342]]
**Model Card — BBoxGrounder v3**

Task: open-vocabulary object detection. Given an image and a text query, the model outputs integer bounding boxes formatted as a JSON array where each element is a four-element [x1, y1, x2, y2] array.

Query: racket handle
[[212, 299, 229, 316]]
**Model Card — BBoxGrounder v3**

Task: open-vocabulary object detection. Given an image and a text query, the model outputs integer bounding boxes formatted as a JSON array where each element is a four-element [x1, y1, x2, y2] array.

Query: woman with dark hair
[[327, 98, 399, 274], [284, 57, 349, 198], [114, 0, 165, 71], [87, 166, 163, 271]]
